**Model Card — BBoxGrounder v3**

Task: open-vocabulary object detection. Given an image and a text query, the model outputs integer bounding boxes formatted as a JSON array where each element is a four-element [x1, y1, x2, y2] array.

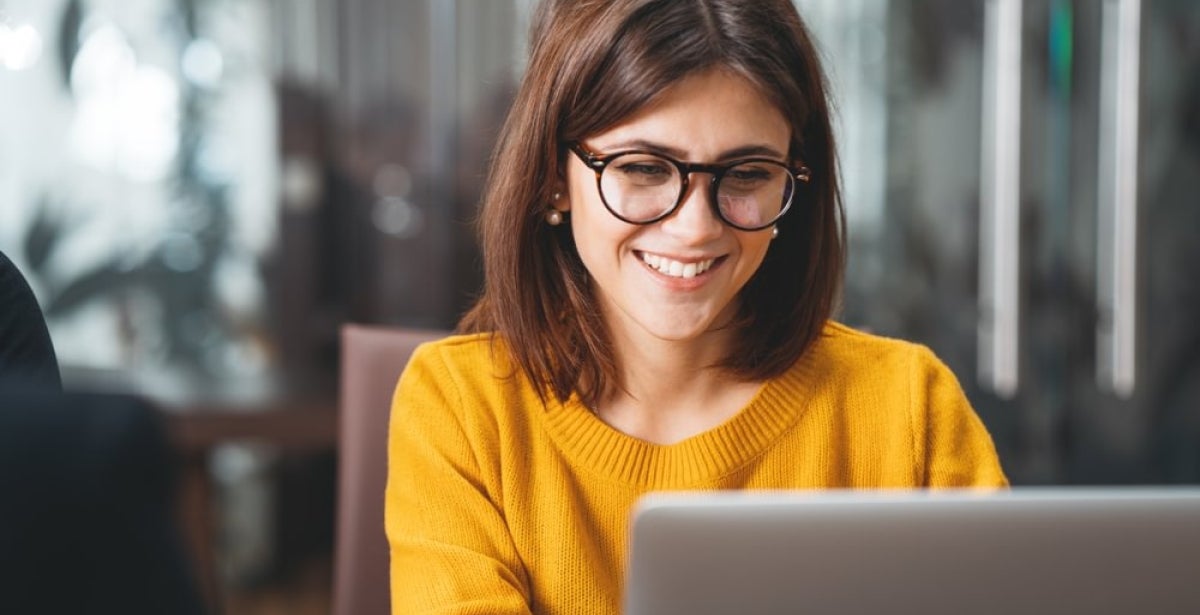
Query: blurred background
[[1, 0, 1197, 612]]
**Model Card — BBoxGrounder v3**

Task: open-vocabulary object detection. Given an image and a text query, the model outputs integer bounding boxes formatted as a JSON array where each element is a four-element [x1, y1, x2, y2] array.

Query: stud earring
[[546, 209, 564, 226], [552, 192, 562, 201], [771, 226, 780, 239]]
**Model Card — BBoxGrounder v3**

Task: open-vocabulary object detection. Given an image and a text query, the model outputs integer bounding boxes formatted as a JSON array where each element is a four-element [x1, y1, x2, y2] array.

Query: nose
[[659, 176, 724, 243]]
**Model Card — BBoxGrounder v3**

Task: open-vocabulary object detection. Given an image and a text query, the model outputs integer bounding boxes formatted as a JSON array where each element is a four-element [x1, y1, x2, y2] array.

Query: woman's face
[[562, 67, 791, 347]]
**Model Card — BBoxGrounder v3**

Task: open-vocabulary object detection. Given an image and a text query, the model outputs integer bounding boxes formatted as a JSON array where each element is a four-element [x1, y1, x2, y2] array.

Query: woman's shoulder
[[411, 331, 509, 365], [414, 331, 495, 354], [805, 324, 1006, 487], [802, 321, 955, 387], [405, 332, 524, 392], [815, 321, 934, 362], [395, 332, 543, 447]]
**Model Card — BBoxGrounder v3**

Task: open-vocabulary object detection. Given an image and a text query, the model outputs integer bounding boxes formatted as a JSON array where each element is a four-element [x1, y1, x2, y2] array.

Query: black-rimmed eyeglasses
[[568, 143, 811, 231]]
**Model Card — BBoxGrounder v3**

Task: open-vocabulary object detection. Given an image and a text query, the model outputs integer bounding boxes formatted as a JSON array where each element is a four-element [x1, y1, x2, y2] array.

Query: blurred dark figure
[[0, 394, 206, 615], [0, 252, 205, 614], [0, 250, 61, 393]]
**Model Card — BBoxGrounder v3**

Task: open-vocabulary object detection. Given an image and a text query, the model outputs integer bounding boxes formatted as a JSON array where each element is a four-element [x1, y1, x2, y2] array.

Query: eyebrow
[[596, 138, 787, 161]]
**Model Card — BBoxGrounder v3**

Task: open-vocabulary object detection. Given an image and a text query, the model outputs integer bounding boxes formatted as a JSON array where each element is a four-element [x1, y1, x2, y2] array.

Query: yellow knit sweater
[[385, 322, 1007, 614]]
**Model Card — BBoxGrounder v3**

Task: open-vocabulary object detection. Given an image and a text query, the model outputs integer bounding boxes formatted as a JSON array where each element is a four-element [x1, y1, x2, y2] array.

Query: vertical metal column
[[979, 0, 1023, 399], [1095, 0, 1140, 398]]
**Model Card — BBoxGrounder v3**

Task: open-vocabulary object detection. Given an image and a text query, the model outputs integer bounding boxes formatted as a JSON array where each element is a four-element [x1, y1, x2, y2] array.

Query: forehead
[[585, 68, 792, 159]]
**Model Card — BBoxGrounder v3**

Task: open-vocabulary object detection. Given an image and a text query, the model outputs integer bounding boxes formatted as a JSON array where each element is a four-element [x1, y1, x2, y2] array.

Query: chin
[[638, 317, 718, 342]]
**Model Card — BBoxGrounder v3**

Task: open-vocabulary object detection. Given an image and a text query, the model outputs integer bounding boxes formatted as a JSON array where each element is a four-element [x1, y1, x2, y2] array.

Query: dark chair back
[[334, 325, 446, 615]]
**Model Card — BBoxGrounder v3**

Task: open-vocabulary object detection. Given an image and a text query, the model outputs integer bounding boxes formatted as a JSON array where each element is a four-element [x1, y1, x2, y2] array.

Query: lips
[[639, 252, 718, 279]]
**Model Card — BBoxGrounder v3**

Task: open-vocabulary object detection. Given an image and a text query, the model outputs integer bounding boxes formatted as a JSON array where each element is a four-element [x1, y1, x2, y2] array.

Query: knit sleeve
[[385, 343, 533, 614], [910, 345, 1010, 488]]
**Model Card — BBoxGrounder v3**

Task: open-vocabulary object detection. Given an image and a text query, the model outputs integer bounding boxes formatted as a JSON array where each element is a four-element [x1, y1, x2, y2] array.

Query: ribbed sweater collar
[[538, 349, 821, 489]]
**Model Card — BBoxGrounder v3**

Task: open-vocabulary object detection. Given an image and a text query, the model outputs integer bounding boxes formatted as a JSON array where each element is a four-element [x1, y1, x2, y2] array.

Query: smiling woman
[[385, 1, 1007, 614], [561, 70, 790, 386]]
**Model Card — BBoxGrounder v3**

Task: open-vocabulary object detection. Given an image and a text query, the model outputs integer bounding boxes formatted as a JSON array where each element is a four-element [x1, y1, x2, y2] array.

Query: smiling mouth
[[639, 252, 719, 279]]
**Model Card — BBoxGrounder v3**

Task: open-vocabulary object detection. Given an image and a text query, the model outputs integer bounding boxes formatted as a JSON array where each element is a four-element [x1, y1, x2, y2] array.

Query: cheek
[[564, 163, 594, 214], [738, 234, 774, 277], [570, 209, 625, 270], [566, 195, 610, 271], [568, 184, 625, 246]]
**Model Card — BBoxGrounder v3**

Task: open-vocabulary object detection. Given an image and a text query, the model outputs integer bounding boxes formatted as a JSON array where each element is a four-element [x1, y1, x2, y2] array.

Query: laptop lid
[[624, 489, 1200, 615]]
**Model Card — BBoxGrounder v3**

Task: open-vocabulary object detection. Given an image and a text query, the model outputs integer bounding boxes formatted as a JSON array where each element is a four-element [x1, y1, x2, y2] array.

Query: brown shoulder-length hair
[[459, 0, 845, 407]]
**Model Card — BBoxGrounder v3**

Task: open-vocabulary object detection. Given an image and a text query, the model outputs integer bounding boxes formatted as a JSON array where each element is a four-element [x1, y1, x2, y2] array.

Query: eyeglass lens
[[598, 153, 793, 229]]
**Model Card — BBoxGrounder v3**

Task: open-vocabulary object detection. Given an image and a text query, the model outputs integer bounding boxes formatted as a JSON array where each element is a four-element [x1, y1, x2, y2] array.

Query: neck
[[596, 321, 759, 444], [614, 329, 728, 397]]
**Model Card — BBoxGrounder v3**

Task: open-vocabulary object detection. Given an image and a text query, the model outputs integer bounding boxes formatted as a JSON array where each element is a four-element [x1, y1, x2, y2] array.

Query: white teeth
[[640, 253, 715, 279]]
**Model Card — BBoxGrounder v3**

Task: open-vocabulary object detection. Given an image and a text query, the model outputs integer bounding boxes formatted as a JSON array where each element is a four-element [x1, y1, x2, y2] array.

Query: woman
[[386, 1, 1007, 613]]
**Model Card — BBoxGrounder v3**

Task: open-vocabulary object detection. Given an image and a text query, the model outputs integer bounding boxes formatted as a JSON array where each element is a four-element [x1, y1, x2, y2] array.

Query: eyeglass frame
[[566, 142, 812, 232]]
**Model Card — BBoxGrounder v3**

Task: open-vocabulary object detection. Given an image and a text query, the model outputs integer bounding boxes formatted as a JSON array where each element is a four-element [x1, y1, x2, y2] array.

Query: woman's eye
[[727, 167, 771, 182], [617, 163, 670, 177]]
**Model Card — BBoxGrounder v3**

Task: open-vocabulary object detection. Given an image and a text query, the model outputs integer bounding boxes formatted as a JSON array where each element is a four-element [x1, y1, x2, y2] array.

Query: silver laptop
[[625, 489, 1200, 615]]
